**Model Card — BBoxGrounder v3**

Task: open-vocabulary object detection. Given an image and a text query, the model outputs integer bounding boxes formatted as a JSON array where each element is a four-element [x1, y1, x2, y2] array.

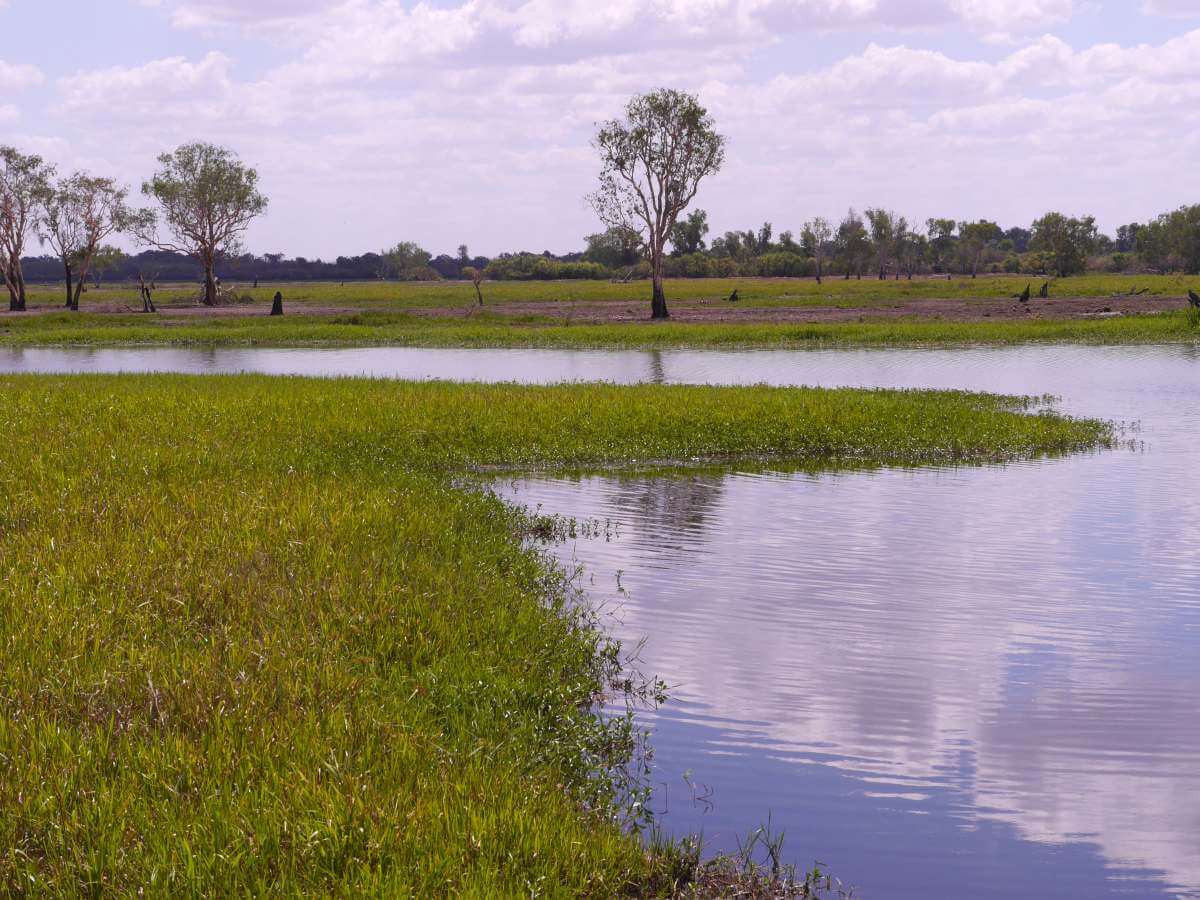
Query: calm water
[[6, 343, 1200, 897]]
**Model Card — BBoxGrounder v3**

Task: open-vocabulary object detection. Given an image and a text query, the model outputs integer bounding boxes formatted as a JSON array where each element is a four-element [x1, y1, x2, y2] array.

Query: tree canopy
[[137, 142, 268, 306], [589, 88, 726, 318]]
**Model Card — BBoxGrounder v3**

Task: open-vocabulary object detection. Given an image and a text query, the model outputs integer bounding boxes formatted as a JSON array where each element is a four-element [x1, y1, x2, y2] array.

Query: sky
[[4, 0, 1200, 258]]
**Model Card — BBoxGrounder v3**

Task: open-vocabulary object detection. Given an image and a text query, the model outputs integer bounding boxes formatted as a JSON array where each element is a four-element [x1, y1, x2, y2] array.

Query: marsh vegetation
[[0, 374, 1109, 893]]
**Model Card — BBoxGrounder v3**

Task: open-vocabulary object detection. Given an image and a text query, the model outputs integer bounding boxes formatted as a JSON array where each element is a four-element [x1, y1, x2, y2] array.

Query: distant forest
[[19, 204, 1200, 285]]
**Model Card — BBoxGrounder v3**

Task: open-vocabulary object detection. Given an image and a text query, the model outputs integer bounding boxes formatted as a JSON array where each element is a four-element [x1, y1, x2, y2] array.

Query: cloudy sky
[[4, 0, 1200, 257]]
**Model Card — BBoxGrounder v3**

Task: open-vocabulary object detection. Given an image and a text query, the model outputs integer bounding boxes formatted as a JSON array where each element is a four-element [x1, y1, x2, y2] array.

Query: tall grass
[[0, 375, 1112, 893]]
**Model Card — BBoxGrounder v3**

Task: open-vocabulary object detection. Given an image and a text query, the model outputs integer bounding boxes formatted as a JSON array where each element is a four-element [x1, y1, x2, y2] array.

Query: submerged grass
[[0, 375, 1111, 894], [2, 308, 1198, 350]]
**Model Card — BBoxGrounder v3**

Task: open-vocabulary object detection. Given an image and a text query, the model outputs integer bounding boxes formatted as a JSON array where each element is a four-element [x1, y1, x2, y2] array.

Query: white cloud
[[30, 5, 1200, 257], [162, 0, 1079, 45], [58, 53, 237, 121], [1141, 0, 1200, 16], [0, 59, 43, 90]]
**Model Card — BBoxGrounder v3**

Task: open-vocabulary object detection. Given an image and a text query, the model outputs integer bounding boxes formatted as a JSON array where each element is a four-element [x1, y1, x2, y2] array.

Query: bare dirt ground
[[12, 293, 1186, 323], [412, 294, 1186, 323]]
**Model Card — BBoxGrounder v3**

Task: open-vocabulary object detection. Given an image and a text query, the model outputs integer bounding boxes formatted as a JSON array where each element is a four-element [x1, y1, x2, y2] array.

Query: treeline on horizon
[[22, 205, 1200, 287]]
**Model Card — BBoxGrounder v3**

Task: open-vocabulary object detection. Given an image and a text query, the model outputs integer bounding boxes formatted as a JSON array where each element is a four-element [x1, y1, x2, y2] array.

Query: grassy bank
[[20, 273, 1200, 310], [0, 375, 1111, 894], [2, 308, 1198, 350]]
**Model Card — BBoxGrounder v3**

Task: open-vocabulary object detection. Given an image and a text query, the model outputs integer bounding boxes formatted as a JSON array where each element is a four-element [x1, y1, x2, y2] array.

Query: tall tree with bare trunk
[[0, 147, 54, 312], [135, 143, 267, 306], [802, 217, 832, 284], [39, 174, 148, 310], [589, 89, 726, 319]]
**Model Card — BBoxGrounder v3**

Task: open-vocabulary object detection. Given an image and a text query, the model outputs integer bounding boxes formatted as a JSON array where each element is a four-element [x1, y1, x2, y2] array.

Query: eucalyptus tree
[[380, 241, 433, 280], [835, 209, 870, 279], [670, 208, 709, 256], [801, 217, 832, 284], [39, 173, 147, 310], [89, 245, 127, 288], [958, 219, 1003, 278], [865, 208, 905, 280], [1030, 212, 1097, 277], [0, 146, 54, 311], [925, 218, 957, 273], [136, 143, 268, 306], [589, 88, 726, 319]]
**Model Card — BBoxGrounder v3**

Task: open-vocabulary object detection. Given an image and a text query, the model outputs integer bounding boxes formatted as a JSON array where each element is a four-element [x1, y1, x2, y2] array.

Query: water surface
[[490, 346, 1200, 900]]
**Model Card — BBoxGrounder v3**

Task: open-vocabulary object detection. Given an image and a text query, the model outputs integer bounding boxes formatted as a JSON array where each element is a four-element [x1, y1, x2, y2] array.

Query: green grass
[[0, 375, 1111, 894], [21, 272, 1200, 311], [3, 308, 1197, 349]]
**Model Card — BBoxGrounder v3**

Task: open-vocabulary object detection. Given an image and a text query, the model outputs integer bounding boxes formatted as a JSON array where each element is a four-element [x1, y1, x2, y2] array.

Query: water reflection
[[493, 347, 1200, 900]]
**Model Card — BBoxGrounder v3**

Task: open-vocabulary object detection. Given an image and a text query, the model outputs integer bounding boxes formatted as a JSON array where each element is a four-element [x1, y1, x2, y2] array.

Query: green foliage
[[140, 143, 267, 262], [1136, 205, 1200, 273], [379, 240, 437, 281], [583, 226, 642, 268], [484, 254, 610, 280], [1030, 212, 1098, 277], [669, 208, 709, 256], [745, 252, 815, 278]]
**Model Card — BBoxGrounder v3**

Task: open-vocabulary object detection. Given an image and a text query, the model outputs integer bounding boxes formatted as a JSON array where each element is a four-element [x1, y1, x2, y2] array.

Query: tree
[[589, 88, 726, 319], [1030, 212, 1097, 277], [865, 208, 905, 279], [957, 220, 1003, 278], [462, 265, 484, 305], [583, 226, 642, 268], [925, 218, 957, 273], [1135, 206, 1200, 273], [835, 209, 870, 279], [38, 173, 146, 310], [669, 208, 709, 256], [380, 241, 434, 280], [0, 146, 54, 311], [801, 217, 832, 284], [898, 231, 928, 279], [1004, 226, 1032, 254], [776, 230, 800, 254], [90, 245, 127, 288], [136, 143, 268, 306], [751, 222, 773, 255], [1115, 223, 1142, 254]]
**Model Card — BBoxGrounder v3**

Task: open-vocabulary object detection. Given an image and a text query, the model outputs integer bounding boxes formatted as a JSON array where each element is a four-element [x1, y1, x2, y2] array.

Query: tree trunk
[[73, 276, 85, 310], [474, 283, 483, 306], [816, 259, 822, 285], [203, 260, 217, 307], [649, 247, 668, 319], [63, 260, 74, 308], [651, 275, 669, 319]]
